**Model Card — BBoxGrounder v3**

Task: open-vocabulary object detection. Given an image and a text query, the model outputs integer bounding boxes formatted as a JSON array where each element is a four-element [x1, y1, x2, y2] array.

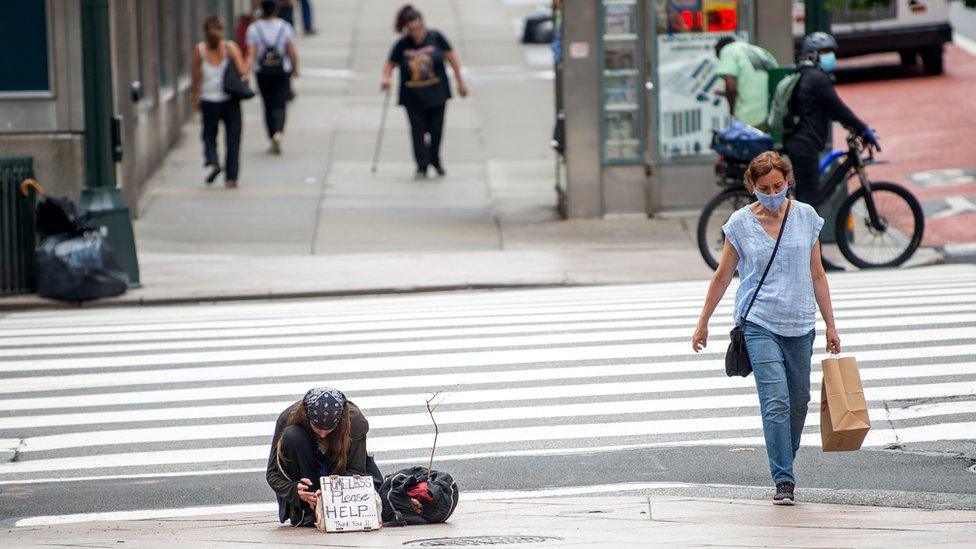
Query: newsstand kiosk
[[552, 0, 792, 218]]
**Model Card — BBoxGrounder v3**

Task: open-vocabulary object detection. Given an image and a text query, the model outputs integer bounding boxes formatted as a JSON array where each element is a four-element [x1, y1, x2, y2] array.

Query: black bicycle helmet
[[802, 32, 838, 55]]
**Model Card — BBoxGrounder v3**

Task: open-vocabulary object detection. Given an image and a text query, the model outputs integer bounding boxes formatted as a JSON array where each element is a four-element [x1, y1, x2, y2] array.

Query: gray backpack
[[766, 70, 802, 134]]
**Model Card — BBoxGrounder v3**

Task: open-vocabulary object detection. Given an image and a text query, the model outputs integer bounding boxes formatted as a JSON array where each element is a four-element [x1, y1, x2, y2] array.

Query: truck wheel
[[899, 50, 917, 67], [921, 46, 943, 76]]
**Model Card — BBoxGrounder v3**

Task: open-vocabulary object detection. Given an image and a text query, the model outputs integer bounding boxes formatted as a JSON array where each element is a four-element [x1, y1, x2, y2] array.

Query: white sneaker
[[270, 132, 283, 155]]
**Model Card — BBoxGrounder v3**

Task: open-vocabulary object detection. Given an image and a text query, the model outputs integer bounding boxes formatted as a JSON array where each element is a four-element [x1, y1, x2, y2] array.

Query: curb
[[938, 242, 976, 264]]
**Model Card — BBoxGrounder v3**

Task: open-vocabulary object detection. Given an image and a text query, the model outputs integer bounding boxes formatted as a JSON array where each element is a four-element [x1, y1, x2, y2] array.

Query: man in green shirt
[[715, 37, 779, 129]]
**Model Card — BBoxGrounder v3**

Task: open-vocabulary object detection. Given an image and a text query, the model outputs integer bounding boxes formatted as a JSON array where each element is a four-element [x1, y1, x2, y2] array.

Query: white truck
[[792, 0, 953, 75]]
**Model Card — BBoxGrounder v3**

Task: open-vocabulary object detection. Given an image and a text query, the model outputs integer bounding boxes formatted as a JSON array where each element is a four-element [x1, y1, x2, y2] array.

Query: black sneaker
[[414, 166, 428, 180], [431, 163, 445, 177], [205, 164, 222, 184], [773, 482, 795, 506]]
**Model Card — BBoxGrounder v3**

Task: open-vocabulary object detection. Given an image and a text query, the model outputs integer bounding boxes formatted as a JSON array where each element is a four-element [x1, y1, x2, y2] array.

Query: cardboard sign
[[315, 475, 380, 533]]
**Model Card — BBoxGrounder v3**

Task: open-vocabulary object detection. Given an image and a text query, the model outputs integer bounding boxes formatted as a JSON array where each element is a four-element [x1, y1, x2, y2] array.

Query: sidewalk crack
[[2, 439, 24, 463], [881, 400, 903, 451]]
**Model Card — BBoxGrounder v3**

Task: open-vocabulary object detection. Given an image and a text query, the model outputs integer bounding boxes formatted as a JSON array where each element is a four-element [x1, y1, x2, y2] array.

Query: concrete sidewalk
[[0, 0, 952, 312], [4, 496, 975, 548], [1, 0, 717, 311]]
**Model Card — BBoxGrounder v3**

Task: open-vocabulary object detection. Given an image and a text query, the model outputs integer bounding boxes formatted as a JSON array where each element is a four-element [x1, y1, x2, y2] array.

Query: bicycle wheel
[[835, 181, 924, 269], [697, 188, 754, 270]]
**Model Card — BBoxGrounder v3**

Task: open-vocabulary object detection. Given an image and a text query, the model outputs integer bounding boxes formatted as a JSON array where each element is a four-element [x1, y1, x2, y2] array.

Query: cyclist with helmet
[[784, 32, 881, 207]]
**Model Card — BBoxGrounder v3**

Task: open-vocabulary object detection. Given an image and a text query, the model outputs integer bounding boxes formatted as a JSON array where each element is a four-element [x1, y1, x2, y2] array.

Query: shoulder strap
[[788, 69, 804, 111], [273, 21, 287, 46], [744, 45, 775, 71], [741, 201, 792, 324], [254, 22, 272, 48]]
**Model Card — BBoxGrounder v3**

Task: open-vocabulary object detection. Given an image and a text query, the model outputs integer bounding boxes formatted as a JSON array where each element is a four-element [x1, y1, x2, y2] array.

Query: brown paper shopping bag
[[820, 356, 871, 451]]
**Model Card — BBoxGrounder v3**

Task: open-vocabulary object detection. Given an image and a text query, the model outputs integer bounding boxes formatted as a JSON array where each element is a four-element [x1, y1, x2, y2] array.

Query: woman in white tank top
[[192, 16, 249, 189]]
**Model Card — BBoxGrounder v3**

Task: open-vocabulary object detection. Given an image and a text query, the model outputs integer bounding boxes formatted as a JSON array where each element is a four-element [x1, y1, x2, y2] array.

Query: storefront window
[[600, 0, 645, 164], [158, 0, 174, 89], [0, 2, 50, 92], [655, 0, 746, 160]]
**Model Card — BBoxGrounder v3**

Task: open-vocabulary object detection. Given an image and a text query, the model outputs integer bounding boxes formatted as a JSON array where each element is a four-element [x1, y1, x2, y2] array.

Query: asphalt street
[[2, 265, 976, 526]]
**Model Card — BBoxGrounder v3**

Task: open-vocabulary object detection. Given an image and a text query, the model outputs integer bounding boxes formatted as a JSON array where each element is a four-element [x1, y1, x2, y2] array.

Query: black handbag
[[725, 201, 791, 377], [222, 43, 254, 100]]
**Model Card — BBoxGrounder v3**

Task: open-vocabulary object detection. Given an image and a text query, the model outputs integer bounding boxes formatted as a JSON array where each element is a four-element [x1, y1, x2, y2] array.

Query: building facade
[[0, 0, 245, 210]]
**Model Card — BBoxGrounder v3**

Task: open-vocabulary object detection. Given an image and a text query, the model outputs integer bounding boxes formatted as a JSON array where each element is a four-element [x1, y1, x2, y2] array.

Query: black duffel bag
[[379, 467, 459, 526]]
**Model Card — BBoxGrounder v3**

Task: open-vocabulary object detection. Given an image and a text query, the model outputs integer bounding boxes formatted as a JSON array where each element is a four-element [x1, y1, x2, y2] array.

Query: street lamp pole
[[805, 0, 832, 35], [78, 0, 140, 286]]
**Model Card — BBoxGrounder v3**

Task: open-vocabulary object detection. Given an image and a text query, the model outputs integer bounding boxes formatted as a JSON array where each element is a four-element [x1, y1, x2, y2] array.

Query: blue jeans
[[743, 321, 815, 485], [300, 0, 314, 31]]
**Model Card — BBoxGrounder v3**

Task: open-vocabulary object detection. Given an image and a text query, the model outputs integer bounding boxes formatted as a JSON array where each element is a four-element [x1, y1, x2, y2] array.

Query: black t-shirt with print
[[389, 30, 453, 108]]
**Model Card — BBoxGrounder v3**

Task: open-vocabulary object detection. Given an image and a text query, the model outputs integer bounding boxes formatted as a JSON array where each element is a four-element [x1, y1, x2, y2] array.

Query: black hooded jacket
[[784, 63, 868, 152]]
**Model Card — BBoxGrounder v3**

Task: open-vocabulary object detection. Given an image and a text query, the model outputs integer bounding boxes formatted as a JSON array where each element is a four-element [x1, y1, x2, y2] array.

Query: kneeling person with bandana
[[267, 387, 379, 527]]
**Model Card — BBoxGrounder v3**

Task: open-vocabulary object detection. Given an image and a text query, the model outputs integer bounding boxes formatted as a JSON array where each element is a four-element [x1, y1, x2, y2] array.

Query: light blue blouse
[[722, 200, 825, 337]]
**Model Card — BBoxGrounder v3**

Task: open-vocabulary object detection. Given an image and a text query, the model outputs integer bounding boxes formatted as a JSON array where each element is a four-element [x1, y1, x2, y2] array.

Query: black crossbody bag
[[726, 202, 791, 377]]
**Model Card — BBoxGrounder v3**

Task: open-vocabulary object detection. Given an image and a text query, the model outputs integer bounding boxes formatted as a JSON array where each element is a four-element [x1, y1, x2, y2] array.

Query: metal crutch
[[371, 89, 392, 173]]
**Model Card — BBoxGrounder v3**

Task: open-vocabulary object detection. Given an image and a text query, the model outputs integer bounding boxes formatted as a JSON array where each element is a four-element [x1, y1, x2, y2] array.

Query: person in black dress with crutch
[[381, 4, 468, 179]]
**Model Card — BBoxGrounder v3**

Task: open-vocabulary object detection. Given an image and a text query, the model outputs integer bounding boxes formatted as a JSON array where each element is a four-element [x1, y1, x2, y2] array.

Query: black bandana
[[303, 387, 346, 430]]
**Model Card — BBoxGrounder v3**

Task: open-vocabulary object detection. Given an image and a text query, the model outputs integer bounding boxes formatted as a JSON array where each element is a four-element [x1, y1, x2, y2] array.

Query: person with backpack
[[691, 151, 841, 506], [245, 0, 299, 155], [266, 387, 382, 527], [381, 4, 468, 179], [772, 32, 881, 207], [715, 36, 779, 130], [192, 16, 249, 189]]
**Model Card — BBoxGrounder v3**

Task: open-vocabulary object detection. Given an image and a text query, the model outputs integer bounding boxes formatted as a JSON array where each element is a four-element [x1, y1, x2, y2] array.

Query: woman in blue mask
[[691, 151, 841, 507]]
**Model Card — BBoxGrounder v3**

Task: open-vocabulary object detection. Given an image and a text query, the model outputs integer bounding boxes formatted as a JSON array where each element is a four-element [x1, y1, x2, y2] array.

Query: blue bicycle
[[697, 131, 924, 270]]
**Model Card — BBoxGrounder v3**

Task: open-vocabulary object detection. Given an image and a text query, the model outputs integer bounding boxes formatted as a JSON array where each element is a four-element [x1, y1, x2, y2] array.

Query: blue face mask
[[754, 186, 788, 212], [819, 52, 837, 72]]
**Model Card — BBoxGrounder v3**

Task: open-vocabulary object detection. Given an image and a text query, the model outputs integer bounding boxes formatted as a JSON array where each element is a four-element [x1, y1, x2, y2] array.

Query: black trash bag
[[379, 467, 459, 527], [36, 232, 129, 302], [35, 196, 92, 239]]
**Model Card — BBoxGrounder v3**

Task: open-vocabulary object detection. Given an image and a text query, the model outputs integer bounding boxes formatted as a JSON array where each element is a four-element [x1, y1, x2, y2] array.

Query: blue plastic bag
[[711, 121, 774, 161]]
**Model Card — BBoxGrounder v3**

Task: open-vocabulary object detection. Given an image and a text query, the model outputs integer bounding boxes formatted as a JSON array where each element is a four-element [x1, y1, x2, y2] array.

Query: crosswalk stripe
[[5, 311, 976, 358], [15, 397, 976, 454], [2, 323, 974, 376], [2, 281, 974, 335], [2, 334, 974, 398], [0, 264, 973, 492], [0, 374, 976, 432], [3, 300, 972, 349], [1, 267, 970, 323], [1, 350, 973, 416], [5, 415, 976, 476]]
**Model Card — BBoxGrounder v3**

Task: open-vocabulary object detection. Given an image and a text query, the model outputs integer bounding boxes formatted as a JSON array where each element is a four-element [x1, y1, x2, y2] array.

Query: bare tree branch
[[425, 392, 441, 475]]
